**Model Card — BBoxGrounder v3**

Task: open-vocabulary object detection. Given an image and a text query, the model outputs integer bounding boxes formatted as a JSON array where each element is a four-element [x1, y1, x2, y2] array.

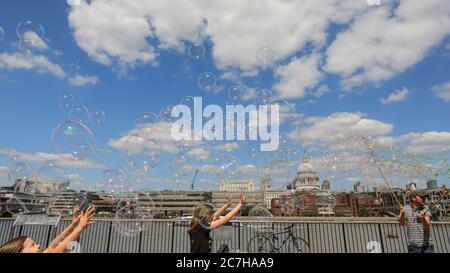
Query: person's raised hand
[[77, 206, 96, 230]]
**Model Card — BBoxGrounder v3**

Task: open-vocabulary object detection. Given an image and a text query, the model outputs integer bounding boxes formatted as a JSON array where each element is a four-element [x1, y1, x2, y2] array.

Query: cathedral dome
[[297, 151, 314, 173]]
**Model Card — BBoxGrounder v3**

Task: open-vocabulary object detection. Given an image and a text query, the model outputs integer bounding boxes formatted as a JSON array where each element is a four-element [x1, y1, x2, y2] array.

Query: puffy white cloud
[[21, 31, 49, 51], [326, 0, 450, 89], [68, 0, 450, 93], [273, 53, 322, 99], [187, 147, 210, 160], [380, 87, 409, 104], [396, 132, 450, 154], [69, 74, 99, 86], [432, 81, 450, 102], [108, 122, 180, 154], [0, 52, 65, 78], [288, 112, 394, 145], [68, 0, 366, 73], [311, 84, 330, 98], [0, 148, 103, 169]]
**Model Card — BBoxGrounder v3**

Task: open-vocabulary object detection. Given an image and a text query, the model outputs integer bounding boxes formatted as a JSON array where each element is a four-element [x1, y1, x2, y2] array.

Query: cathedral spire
[[303, 150, 309, 164]]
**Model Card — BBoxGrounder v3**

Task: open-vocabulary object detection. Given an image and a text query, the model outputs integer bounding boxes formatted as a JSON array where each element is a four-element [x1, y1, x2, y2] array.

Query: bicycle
[[247, 223, 310, 253]]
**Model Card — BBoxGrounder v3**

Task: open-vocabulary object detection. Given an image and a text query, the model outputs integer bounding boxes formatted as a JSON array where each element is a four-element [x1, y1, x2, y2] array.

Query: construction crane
[[190, 169, 199, 191]]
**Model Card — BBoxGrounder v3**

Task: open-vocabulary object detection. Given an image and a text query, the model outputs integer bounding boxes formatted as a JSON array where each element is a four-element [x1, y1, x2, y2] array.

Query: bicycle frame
[[264, 228, 298, 252]]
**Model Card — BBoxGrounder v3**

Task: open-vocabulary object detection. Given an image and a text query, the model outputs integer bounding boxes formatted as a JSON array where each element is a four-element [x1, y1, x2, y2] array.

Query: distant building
[[263, 190, 286, 209], [292, 151, 320, 192], [260, 176, 272, 191], [219, 178, 255, 192], [426, 179, 438, 190], [89, 190, 212, 218], [353, 182, 364, 193], [321, 180, 331, 191]]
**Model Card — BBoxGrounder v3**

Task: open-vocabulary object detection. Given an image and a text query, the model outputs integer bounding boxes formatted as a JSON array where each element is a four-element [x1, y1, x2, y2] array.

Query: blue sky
[[0, 0, 449, 191]]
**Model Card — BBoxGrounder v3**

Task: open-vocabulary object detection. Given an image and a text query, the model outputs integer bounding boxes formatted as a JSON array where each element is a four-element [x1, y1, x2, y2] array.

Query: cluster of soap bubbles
[[58, 93, 106, 126], [3, 155, 92, 216], [317, 132, 450, 189], [51, 93, 108, 162], [113, 191, 157, 237], [122, 135, 163, 175]]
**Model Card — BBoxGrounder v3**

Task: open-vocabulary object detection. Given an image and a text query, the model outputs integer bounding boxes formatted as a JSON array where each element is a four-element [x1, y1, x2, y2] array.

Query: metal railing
[[1, 218, 449, 253]]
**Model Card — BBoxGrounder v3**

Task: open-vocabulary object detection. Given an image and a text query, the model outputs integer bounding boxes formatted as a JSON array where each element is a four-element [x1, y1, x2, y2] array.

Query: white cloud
[[0, 148, 103, 169], [68, 74, 99, 86], [68, 0, 366, 73], [432, 81, 450, 102], [187, 147, 210, 160], [312, 84, 330, 98], [395, 132, 450, 154], [21, 31, 50, 51], [380, 87, 409, 104], [273, 53, 322, 99], [68, 0, 450, 94], [0, 52, 65, 78], [108, 122, 180, 154], [288, 112, 394, 146], [326, 0, 450, 89]]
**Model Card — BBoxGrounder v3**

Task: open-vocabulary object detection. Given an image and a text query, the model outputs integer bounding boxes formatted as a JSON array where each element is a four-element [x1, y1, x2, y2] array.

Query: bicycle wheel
[[247, 235, 273, 253], [285, 237, 310, 253]]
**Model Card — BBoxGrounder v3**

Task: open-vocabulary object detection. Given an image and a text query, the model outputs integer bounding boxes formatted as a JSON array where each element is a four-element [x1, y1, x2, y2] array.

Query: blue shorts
[[407, 245, 434, 253]]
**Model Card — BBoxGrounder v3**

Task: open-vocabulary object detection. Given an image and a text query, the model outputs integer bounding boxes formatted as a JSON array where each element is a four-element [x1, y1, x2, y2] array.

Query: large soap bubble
[[36, 161, 65, 184], [50, 120, 96, 160]]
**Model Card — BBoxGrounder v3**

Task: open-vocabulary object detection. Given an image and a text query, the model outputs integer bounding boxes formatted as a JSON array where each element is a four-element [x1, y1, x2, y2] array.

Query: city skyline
[[0, 0, 449, 192]]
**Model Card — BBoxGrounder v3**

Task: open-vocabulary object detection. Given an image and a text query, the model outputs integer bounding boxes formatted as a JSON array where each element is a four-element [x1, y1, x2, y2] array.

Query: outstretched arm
[[212, 195, 232, 221], [44, 206, 95, 253], [211, 193, 245, 229], [47, 207, 80, 249]]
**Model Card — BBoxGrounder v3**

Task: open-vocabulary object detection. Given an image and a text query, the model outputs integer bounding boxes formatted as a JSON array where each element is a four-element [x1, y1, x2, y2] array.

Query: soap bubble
[[113, 192, 156, 236], [57, 93, 74, 111], [71, 142, 95, 161], [135, 112, 158, 127], [16, 21, 45, 53], [198, 72, 217, 92], [142, 138, 163, 158], [7, 158, 34, 183], [96, 169, 128, 194], [6, 198, 29, 215], [180, 96, 195, 110], [50, 120, 96, 160], [188, 43, 205, 60], [159, 105, 175, 122], [16, 21, 44, 40], [91, 110, 105, 125], [228, 85, 243, 101], [248, 206, 273, 217], [69, 105, 90, 124], [256, 46, 274, 66], [36, 161, 65, 184], [254, 89, 273, 105]]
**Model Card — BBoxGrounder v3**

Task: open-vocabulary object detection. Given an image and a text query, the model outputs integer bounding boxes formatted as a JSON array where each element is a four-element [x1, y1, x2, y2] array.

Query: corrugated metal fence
[[0, 219, 449, 253]]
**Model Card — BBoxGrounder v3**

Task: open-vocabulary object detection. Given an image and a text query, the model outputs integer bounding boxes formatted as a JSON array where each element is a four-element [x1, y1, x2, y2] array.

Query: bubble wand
[[361, 135, 402, 207]]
